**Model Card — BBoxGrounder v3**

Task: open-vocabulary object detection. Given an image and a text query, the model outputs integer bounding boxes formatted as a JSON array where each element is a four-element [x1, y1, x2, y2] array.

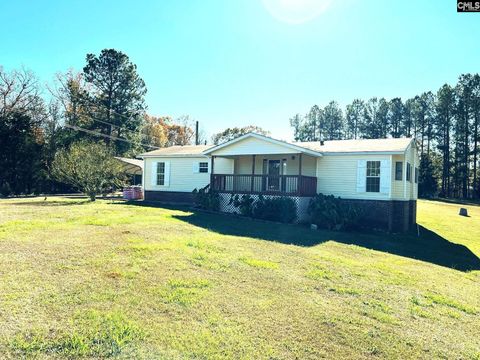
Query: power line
[[61, 95, 169, 144], [65, 113, 167, 145], [66, 92, 143, 123], [64, 124, 160, 149], [65, 91, 195, 133], [59, 91, 197, 145]]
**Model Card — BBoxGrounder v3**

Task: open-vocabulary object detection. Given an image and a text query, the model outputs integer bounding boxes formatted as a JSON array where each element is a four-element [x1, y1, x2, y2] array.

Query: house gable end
[[204, 133, 321, 157]]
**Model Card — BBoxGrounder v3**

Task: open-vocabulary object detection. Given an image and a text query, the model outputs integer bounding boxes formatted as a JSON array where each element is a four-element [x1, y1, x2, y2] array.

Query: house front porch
[[208, 151, 319, 197]]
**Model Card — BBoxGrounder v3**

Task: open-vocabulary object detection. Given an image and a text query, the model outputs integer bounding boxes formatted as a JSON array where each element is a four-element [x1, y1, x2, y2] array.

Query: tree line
[[0, 49, 201, 197], [289, 74, 480, 199]]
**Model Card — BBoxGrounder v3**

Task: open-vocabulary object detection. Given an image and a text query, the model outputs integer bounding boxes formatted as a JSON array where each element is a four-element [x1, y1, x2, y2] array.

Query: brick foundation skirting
[[338, 199, 417, 232], [144, 190, 195, 204], [143, 190, 416, 233]]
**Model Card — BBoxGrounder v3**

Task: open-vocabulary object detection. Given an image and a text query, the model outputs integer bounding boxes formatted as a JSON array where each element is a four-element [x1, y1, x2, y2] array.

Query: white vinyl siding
[[391, 154, 405, 199], [210, 136, 301, 156], [391, 143, 418, 200], [317, 155, 390, 200], [144, 157, 233, 192]]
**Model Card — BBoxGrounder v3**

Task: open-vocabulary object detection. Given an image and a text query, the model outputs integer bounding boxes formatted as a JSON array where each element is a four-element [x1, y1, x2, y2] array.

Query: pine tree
[[323, 101, 344, 140], [345, 99, 365, 139], [435, 84, 455, 197], [389, 97, 404, 138]]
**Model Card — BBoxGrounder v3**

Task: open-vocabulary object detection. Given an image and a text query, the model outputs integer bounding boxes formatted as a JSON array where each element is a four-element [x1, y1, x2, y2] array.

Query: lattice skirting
[[218, 193, 312, 223]]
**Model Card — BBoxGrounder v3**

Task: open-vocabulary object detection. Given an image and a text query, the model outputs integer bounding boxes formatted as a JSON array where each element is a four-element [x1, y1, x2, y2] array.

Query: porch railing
[[210, 174, 317, 196]]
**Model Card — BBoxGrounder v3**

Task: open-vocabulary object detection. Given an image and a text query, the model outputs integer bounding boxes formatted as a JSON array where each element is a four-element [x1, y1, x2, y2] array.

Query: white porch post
[[210, 156, 215, 190], [403, 154, 407, 199], [251, 155, 256, 192], [389, 155, 393, 198]]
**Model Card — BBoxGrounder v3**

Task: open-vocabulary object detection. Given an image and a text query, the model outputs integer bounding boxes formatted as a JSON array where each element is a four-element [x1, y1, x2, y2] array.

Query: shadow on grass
[[424, 197, 480, 207], [7, 200, 92, 207], [115, 201, 480, 271], [166, 208, 480, 272], [7, 196, 126, 207]]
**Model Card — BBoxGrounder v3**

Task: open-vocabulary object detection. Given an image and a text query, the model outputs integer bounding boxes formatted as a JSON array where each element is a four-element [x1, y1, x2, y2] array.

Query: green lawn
[[0, 197, 479, 359]]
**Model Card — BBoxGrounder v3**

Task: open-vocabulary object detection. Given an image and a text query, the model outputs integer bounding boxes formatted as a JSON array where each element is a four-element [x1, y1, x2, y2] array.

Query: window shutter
[[164, 161, 170, 186], [380, 159, 391, 194], [151, 161, 158, 186], [356, 160, 366, 193], [193, 162, 199, 173]]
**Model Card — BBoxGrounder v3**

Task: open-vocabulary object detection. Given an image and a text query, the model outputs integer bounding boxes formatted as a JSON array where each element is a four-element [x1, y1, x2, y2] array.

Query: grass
[[0, 197, 479, 359]]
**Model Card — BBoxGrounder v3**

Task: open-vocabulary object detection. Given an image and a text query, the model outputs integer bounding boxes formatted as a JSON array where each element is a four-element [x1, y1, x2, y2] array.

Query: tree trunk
[[473, 112, 478, 198]]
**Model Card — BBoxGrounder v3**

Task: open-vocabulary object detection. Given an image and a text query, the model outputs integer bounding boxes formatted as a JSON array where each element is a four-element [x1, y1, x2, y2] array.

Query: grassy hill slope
[[0, 197, 478, 359]]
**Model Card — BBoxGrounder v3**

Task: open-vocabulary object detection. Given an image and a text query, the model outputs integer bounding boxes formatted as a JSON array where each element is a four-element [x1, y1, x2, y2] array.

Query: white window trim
[[151, 161, 170, 187], [366, 160, 381, 193], [395, 161, 403, 181], [193, 161, 209, 174], [357, 158, 391, 195]]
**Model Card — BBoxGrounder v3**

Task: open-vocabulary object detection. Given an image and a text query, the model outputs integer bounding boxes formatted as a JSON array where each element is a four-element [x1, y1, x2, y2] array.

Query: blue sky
[[1, 0, 479, 140]]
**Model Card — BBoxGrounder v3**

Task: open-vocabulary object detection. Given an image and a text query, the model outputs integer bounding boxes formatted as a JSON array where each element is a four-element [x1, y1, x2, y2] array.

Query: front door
[[267, 160, 280, 191]]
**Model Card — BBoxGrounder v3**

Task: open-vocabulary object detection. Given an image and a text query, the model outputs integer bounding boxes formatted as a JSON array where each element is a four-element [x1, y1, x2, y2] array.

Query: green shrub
[[193, 186, 220, 211], [228, 194, 255, 217], [307, 193, 363, 231], [253, 195, 297, 223], [229, 195, 297, 223]]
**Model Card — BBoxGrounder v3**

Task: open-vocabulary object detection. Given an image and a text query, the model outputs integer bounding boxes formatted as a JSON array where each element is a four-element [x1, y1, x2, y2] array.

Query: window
[[281, 158, 287, 175], [395, 161, 403, 181], [406, 162, 411, 182], [199, 162, 209, 173], [262, 159, 268, 174], [415, 167, 419, 183], [366, 161, 381, 192], [157, 162, 165, 185]]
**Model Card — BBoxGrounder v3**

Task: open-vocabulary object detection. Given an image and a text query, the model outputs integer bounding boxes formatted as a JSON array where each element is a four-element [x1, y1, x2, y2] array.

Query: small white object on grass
[[310, 224, 318, 230]]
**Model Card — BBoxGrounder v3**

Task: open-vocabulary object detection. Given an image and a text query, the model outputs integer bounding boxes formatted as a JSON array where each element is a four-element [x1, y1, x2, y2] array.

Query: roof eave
[[322, 151, 406, 156], [138, 154, 209, 158], [202, 132, 323, 157]]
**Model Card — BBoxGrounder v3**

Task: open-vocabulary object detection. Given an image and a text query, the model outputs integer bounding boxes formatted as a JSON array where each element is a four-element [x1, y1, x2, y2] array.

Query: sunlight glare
[[262, 0, 332, 24]]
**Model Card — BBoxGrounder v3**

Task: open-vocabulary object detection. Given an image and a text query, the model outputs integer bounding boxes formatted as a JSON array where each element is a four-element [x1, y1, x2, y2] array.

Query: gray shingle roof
[[297, 138, 413, 154], [139, 135, 413, 157], [139, 145, 211, 157]]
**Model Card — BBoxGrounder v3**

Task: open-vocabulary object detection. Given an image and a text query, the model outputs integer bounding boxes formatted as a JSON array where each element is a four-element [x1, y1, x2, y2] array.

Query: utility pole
[[195, 121, 199, 145]]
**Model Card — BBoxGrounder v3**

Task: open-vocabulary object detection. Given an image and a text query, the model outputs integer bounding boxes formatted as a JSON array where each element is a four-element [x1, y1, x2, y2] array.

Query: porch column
[[298, 153, 302, 195], [251, 155, 256, 192], [298, 153, 302, 175], [210, 156, 215, 190]]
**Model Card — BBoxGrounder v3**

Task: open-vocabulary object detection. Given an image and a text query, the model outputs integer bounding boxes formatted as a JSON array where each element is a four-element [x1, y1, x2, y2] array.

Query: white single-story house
[[138, 133, 419, 232]]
